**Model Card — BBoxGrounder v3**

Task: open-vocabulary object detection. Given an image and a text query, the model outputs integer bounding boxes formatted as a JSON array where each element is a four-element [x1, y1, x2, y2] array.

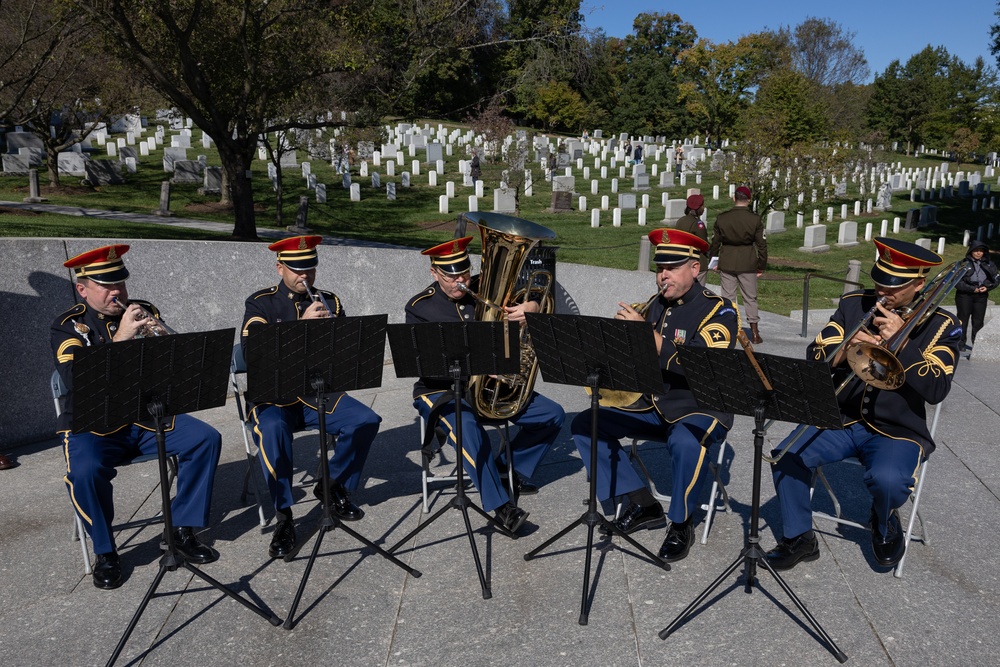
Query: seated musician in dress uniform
[[765, 238, 961, 571], [241, 236, 382, 558], [51, 245, 222, 589], [571, 229, 739, 562], [404, 237, 565, 535]]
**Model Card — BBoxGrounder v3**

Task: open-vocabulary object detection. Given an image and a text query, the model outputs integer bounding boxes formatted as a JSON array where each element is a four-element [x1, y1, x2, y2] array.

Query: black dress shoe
[[503, 473, 538, 497], [658, 520, 694, 562], [93, 552, 123, 590], [765, 533, 820, 570], [871, 508, 906, 567], [494, 502, 529, 535], [600, 502, 666, 536], [313, 482, 365, 521], [269, 519, 297, 559], [164, 527, 219, 564]]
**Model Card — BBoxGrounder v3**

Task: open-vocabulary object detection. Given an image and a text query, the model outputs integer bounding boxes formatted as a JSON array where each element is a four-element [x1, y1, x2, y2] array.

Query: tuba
[[460, 212, 556, 420]]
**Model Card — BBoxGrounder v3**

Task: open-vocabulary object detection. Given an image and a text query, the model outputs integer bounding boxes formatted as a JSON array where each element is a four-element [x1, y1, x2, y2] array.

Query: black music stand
[[70, 329, 282, 667], [245, 316, 420, 630], [658, 345, 848, 663], [385, 320, 521, 600], [520, 314, 669, 625]]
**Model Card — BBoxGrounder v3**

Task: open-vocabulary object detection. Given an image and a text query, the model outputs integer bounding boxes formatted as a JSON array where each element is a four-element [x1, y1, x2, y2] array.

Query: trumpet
[[583, 292, 660, 408], [112, 297, 177, 337], [301, 278, 333, 317]]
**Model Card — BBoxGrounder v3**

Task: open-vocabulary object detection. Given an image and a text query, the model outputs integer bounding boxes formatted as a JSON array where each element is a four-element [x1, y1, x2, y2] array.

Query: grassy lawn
[[2, 124, 997, 315]]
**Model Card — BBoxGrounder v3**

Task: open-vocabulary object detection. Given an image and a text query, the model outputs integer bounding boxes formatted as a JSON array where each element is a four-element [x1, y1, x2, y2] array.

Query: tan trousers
[[720, 271, 759, 324]]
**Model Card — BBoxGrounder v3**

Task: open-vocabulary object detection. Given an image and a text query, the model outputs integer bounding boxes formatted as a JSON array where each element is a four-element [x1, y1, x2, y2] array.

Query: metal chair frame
[[622, 437, 732, 545], [420, 416, 516, 513], [51, 370, 177, 575], [810, 402, 942, 578]]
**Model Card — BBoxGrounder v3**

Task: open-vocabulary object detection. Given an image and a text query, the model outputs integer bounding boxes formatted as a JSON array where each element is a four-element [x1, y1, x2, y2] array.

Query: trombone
[[763, 259, 969, 464]]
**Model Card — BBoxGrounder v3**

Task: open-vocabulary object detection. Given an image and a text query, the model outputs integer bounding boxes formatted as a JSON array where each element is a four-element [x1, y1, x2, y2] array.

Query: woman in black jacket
[[955, 240, 999, 353]]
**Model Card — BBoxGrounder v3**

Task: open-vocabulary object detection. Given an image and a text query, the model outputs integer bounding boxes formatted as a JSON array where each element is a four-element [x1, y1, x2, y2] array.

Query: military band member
[[51, 245, 222, 589], [571, 229, 739, 562], [404, 237, 565, 535], [766, 238, 961, 571], [241, 236, 382, 559]]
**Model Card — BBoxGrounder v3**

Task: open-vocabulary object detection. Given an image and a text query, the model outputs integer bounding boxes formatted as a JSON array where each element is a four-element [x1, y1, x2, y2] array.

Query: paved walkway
[[1, 308, 997, 666], [0, 200, 407, 248]]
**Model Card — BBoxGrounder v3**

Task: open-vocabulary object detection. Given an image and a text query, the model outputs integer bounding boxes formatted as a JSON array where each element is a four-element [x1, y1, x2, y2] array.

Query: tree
[[74, 0, 503, 239], [612, 12, 696, 136], [777, 16, 869, 88], [526, 80, 587, 131], [677, 32, 786, 142], [0, 1, 125, 185], [746, 69, 828, 147]]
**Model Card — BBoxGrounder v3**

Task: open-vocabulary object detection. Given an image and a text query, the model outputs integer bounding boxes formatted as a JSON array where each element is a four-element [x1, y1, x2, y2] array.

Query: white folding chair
[[811, 402, 941, 578], [230, 343, 270, 529], [419, 415, 515, 513], [52, 370, 176, 574], [623, 437, 732, 544]]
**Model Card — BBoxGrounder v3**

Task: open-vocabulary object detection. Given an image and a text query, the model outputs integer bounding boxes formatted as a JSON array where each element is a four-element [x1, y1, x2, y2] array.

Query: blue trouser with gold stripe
[[770, 422, 922, 539], [414, 391, 563, 512], [571, 408, 725, 524], [61, 414, 222, 556], [251, 397, 381, 512]]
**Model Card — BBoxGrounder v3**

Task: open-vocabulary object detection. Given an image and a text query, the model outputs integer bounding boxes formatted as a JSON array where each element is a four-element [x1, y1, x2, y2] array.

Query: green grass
[[2, 126, 996, 315]]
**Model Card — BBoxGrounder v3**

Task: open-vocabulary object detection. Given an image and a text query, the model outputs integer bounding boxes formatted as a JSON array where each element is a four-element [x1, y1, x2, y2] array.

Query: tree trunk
[[45, 146, 61, 187], [217, 143, 259, 240]]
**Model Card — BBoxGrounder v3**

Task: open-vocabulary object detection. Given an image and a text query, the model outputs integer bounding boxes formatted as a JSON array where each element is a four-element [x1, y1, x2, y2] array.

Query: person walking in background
[[955, 240, 999, 358], [708, 185, 767, 343]]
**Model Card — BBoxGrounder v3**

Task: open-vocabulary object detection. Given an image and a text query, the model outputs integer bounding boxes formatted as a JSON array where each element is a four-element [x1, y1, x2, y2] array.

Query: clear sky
[[580, 1, 997, 81]]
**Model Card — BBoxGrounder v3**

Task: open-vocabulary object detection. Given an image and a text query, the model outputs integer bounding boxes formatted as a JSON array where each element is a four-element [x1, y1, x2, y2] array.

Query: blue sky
[[580, 1, 997, 81]]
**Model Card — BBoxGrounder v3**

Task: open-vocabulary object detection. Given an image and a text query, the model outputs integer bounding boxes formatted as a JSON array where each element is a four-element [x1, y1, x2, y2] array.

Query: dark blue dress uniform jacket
[[241, 280, 345, 413], [808, 290, 961, 455]]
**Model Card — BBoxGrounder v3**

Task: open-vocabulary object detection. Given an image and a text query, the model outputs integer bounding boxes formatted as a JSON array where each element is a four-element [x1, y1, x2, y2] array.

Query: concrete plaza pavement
[[1, 309, 998, 667]]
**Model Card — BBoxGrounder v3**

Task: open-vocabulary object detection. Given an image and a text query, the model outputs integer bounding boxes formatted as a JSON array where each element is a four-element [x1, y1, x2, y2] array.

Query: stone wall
[[0, 238, 652, 448]]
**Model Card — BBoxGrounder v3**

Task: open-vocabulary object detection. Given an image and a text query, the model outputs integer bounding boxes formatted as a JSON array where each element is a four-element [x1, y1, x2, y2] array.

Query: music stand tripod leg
[[386, 363, 510, 600], [658, 402, 848, 664], [524, 374, 669, 626], [282, 381, 422, 630], [106, 403, 281, 667]]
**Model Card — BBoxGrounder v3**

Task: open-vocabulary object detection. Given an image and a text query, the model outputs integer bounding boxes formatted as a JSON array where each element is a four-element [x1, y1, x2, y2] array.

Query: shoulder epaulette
[[58, 303, 87, 325], [408, 286, 436, 307], [251, 286, 280, 300]]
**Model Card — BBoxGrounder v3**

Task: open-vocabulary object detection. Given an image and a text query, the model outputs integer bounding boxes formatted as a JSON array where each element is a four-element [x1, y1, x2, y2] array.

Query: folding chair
[[229, 343, 271, 529], [811, 402, 942, 578], [420, 415, 515, 513], [51, 370, 177, 575], [623, 437, 732, 544]]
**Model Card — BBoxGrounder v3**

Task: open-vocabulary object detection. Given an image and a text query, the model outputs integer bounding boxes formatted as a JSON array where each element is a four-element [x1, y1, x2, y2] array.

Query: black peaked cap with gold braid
[[268, 235, 322, 270], [64, 244, 130, 284], [871, 237, 942, 287], [422, 236, 473, 274]]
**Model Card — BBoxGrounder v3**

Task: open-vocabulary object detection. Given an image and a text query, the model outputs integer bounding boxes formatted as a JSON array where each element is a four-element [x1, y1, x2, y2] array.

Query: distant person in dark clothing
[[675, 194, 709, 286], [955, 240, 999, 356], [470, 148, 481, 184], [633, 144, 643, 165]]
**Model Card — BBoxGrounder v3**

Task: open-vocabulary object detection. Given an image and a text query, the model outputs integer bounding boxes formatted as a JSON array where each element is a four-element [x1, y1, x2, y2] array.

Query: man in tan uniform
[[708, 185, 767, 343]]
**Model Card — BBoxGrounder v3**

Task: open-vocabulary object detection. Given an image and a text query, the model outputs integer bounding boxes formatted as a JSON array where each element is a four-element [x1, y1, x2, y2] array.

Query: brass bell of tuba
[[459, 212, 556, 420]]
